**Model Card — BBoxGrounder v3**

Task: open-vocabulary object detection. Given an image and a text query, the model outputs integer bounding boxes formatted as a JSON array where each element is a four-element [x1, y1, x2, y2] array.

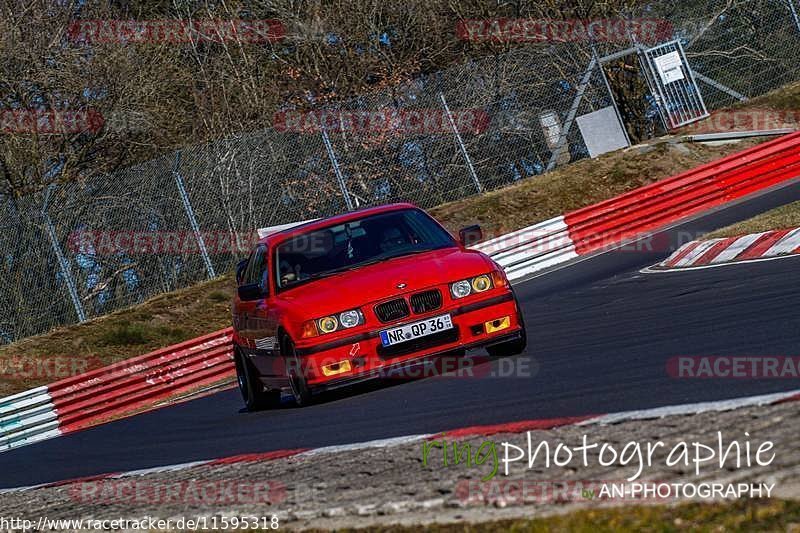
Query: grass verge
[[703, 200, 800, 240], [323, 498, 800, 532]]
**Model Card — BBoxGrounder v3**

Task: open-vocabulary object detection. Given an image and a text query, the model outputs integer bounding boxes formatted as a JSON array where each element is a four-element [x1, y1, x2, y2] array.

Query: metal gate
[[641, 40, 709, 129]]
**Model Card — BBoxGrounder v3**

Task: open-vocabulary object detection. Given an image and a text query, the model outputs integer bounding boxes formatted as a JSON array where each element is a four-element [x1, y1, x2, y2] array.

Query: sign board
[[538, 110, 562, 149], [576, 106, 629, 158], [653, 51, 684, 85]]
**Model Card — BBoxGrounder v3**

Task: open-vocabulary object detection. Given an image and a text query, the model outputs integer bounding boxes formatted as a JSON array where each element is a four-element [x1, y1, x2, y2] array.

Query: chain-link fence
[[2, 0, 799, 344]]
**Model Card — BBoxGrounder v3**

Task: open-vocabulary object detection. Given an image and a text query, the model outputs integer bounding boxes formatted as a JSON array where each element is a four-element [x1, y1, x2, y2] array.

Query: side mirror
[[237, 283, 264, 301], [458, 225, 483, 247], [235, 259, 248, 285]]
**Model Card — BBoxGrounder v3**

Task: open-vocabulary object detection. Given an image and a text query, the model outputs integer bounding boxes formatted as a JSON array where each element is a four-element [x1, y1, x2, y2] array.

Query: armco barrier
[[2, 131, 800, 451], [0, 329, 233, 451], [475, 131, 800, 279]]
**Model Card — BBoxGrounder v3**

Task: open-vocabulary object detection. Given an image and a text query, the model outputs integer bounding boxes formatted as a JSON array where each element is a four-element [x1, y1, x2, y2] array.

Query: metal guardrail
[[0, 329, 234, 451]]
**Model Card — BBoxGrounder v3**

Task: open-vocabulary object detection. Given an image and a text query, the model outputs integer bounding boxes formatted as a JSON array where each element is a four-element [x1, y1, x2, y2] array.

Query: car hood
[[277, 247, 494, 315]]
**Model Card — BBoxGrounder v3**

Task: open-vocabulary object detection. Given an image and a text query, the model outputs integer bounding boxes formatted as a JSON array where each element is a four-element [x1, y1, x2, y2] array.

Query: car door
[[233, 244, 266, 348], [235, 244, 280, 356]]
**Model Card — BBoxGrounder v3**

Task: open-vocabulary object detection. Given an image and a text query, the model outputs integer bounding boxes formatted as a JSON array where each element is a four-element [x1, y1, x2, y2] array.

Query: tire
[[282, 336, 313, 407], [486, 300, 528, 358], [234, 347, 281, 411]]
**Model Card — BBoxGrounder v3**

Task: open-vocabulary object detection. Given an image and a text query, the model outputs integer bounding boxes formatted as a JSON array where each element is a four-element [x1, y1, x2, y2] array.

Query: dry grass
[[703, 200, 800, 240], [313, 498, 800, 532], [430, 139, 760, 238], [0, 275, 234, 397]]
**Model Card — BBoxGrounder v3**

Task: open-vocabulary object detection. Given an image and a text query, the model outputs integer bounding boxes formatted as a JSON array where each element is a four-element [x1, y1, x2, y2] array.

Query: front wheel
[[234, 347, 281, 411], [283, 336, 313, 407]]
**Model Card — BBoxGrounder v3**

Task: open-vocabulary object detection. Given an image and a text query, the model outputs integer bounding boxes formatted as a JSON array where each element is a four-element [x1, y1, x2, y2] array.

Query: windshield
[[274, 208, 456, 290]]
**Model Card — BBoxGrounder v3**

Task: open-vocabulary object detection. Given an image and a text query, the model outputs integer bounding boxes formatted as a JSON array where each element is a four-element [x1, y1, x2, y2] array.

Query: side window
[[244, 245, 269, 294]]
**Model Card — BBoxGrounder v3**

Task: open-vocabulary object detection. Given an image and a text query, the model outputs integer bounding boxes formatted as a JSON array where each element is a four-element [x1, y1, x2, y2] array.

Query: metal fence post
[[546, 56, 597, 172], [172, 151, 216, 278], [439, 92, 483, 193], [42, 186, 86, 323], [320, 123, 355, 211], [593, 46, 632, 148], [789, 0, 800, 34]]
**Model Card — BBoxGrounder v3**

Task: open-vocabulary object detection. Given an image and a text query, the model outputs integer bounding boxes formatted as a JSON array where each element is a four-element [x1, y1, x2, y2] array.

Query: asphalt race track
[[2, 181, 800, 489]]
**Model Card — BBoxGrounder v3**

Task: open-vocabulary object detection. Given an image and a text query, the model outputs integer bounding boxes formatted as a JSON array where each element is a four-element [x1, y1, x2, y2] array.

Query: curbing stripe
[[664, 241, 702, 267], [765, 227, 800, 255], [735, 229, 792, 260], [693, 237, 738, 266], [710, 232, 766, 264], [674, 240, 719, 267], [651, 228, 800, 271]]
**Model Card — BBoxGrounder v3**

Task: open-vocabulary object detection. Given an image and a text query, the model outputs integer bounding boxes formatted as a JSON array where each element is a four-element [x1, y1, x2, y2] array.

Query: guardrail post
[[320, 123, 356, 211], [439, 92, 483, 193], [172, 151, 216, 279], [42, 186, 86, 323]]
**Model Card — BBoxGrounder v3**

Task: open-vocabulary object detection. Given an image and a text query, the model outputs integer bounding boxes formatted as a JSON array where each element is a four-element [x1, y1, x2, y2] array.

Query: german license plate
[[379, 314, 453, 347]]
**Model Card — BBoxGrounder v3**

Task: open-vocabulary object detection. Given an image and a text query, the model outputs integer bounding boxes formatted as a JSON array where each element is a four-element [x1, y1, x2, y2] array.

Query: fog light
[[321, 359, 352, 377], [485, 316, 510, 333]]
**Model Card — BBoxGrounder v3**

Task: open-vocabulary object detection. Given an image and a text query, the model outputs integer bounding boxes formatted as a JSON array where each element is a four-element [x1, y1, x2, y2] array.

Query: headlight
[[304, 308, 365, 338], [339, 310, 361, 328], [471, 275, 492, 292], [451, 280, 472, 299], [318, 316, 339, 333], [451, 273, 495, 299]]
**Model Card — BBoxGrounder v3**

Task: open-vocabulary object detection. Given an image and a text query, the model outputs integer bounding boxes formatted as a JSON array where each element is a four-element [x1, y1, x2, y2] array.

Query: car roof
[[259, 202, 418, 247]]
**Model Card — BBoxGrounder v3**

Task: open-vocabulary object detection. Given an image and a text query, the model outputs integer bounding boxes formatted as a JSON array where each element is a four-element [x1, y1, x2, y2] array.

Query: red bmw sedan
[[232, 203, 526, 409]]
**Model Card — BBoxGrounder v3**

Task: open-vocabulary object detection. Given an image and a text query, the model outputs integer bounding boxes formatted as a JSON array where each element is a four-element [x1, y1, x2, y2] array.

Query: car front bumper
[[253, 291, 524, 391]]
